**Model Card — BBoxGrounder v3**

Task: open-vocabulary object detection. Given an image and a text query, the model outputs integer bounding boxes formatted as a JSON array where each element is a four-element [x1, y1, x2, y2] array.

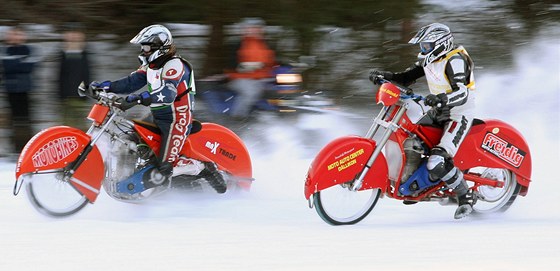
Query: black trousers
[[7, 92, 32, 153]]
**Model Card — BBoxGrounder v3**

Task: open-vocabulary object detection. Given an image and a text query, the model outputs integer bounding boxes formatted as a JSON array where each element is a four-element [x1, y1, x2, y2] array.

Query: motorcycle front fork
[[351, 104, 408, 191]]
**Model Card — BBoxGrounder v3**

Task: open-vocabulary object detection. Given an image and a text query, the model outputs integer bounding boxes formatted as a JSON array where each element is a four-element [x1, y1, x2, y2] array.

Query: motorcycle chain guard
[[116, 165, 156, 195]]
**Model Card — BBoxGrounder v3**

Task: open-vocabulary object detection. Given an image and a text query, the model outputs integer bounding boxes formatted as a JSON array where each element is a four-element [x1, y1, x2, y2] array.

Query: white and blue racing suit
[[109, 56, 196, 166]]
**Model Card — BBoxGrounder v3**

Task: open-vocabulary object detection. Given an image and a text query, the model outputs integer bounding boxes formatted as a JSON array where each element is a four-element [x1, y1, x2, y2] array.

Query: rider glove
[[115, 97, 137, 111], [424, 93, 448, 108], [435, 106, 451, 123], [89, 80, 111, 91], [369, 69, 393, 85], [426, 106, 451, 124], [126, 91, 152, 106]]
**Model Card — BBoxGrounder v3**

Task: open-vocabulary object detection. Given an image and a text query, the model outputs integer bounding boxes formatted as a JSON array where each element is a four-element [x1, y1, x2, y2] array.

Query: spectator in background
[[1, 25, 37, 153], [57, 23, 91, 130], [225, 18, 276, 119]]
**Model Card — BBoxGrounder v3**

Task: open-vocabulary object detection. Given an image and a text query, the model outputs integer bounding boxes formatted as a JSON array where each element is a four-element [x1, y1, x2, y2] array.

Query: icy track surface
[[1, 42, 559, 271]]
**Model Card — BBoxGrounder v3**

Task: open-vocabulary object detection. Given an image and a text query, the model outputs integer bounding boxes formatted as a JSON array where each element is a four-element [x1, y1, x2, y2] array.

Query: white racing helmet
[[408, 23, 454, 65], [130, 24, 174, 64]]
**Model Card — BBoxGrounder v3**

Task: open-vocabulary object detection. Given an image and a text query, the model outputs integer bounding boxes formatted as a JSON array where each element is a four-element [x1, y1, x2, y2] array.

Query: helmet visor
[[141, 44, 152, 53], [419, 41, 435, 54]]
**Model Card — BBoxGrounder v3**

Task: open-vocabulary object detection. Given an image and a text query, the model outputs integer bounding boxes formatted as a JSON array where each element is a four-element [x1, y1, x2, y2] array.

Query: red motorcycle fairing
[[183, 123, 253, 180], [377, 82, 401, 106], [304, 136, 389, 199], [133, 121, 162, 155], [15, 126, 105, 202], [455, 119, 532, 194], [133, 121, 253, 180], [397, 108, 444, 148]]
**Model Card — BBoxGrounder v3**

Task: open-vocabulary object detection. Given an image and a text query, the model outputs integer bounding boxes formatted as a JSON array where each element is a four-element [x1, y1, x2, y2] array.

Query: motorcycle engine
[[103, 134, 145, 199]]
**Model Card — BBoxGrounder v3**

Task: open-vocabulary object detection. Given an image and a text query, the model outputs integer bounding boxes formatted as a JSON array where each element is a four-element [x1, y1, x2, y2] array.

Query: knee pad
[[426, 147, 454, 182]]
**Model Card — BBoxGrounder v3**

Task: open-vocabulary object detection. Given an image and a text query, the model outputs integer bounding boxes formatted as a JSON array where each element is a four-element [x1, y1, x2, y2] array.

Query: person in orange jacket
[[226, 18, 276, 119]]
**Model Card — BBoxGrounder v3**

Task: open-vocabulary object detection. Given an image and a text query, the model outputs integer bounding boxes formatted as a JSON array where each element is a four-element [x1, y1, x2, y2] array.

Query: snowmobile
[[196, 59, 333, 117]]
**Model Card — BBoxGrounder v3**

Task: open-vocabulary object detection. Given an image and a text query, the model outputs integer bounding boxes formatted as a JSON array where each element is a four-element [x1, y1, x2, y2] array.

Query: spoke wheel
[[470, 167, 521, 214], [24, 173, 89, 217], [314, 184, 381, 225]]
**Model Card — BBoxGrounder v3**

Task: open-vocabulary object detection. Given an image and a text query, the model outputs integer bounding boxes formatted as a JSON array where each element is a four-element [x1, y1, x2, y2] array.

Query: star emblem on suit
[[157, 93, 166, 102]]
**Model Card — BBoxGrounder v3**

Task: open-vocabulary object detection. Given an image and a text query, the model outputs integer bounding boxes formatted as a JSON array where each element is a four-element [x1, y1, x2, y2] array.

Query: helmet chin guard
[[409, 23, 454, 65], [138, 55, 149, 66]]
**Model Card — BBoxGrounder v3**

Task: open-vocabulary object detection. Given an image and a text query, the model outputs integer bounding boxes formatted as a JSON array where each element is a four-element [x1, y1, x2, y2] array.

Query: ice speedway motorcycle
[[13, 83, 253, 217], [304, 77, 532, 225]]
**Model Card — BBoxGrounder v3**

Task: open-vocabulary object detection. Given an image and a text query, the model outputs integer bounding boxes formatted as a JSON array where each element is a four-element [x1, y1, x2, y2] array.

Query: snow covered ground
[[1, 37, 559, 271]]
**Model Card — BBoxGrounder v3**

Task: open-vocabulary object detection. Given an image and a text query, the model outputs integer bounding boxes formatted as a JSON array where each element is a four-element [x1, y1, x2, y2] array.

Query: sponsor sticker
[[381, 86, 399, 98], [481, 132, 525, 168], [32, 136, 79, 167], [205, 141, 236, 161], [206, 141, 220, 154], [166, 69, 178, 77], [327, 148, 365, 172]]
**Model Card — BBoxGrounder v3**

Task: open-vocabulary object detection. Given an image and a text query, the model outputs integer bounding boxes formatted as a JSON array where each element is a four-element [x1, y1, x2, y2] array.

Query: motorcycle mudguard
[[15, 126, 105, 202], [456, 119, 532, 191], [182, 123, 252, 179], [304, 136, 389, 199]]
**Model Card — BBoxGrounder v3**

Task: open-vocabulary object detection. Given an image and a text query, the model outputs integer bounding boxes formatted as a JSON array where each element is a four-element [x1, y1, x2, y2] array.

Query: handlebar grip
[[115, 97, 137, 111], [77, 81, 100, 99]]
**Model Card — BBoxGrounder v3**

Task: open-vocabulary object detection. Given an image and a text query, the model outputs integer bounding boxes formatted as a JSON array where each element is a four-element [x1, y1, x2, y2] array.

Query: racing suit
[[385, 45, 476, 214], [390, 46, 476, 158], [109, 55, 196, 167]]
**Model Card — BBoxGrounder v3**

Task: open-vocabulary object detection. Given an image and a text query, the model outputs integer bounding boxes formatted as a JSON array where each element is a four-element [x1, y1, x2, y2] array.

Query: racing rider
[[90, 24, 226, 193], [370, 23, 476, 219]]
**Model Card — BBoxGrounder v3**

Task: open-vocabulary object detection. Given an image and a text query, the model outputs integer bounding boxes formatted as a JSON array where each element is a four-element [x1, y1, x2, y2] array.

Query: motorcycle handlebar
[[373, 76, 426, 103], [77, 81, 133, 111]]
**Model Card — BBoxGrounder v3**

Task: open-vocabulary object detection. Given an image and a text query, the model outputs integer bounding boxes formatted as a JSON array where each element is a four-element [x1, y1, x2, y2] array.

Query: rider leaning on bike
[[370, 23, 476, 219], [90, 25, 225, 190]]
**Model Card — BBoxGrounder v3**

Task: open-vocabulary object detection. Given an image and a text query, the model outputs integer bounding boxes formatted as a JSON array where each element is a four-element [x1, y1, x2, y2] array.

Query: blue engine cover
[[116, 166, 154, 194], [399, 161, 440, 196]]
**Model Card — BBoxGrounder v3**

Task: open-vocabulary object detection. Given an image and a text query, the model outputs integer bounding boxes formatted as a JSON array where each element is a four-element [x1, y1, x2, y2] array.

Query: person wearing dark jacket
[[1, 26, 37, 153], [57, 26, 91, 130]]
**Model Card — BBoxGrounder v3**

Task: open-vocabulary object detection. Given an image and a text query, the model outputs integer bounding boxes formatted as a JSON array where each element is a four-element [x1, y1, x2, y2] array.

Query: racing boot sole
[[454, 204, 473, 219], [200, 162, 227, 194]]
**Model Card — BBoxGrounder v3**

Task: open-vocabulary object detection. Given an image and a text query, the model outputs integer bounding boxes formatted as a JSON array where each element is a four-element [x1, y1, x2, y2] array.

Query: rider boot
[[157, 161, 173, 178], [199, 162, 227, 194], [447, 171, 474, 219], [173, 156, 206, 176], [427, 147, 473, 219]]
